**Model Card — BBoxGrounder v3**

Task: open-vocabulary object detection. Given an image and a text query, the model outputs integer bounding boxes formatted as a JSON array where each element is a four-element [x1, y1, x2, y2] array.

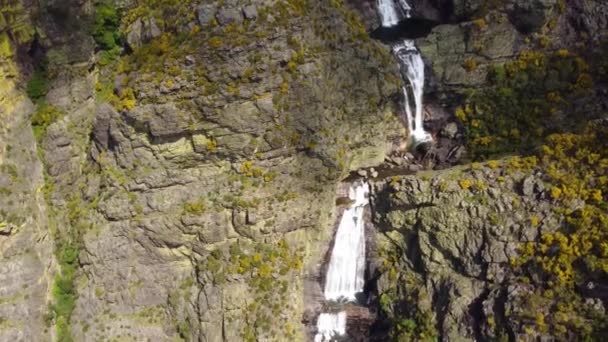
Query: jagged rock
[[509, 0, 558, 34], [255, 96, 276, 114], [345, 305, 375, 341], [370, 161, 581, 340], [0, 82, 55, 342], [92, 103, 116, 149], [150, 137, 194, 159], [408, 164, 423, 172], [125, 103, 195, 138], [191, 134, 212, 153], [232, 208, 255, 238], [160, 80, 181, 94], [472, 21, 519, 59], [390, 155, 405, 166], [216, 8, 243, 26], [126, 17, 162, 48], [242, 5, 258, 20], [216, 133, 254, 153], [451, 0, 485, 20], [570, 0, 608, 40], [148, 17, 162, 39], [440, 122, 459, 138], [185, 55, 196, 65], [521, 175, 535, 196], [246, 210, 257, 225], [197, 4, 217, 26]]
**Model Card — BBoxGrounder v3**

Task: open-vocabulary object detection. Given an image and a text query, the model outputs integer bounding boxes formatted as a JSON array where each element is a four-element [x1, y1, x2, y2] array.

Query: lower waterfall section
[[323, 184, 368, 302], [314, 312, 347, 342], [313, 182, 370, 341]]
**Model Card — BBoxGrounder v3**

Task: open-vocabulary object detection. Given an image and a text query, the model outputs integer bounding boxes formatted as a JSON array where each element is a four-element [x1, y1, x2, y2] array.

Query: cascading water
[[377, 0, 402, 27], [313, 182, 370, 341], [397, 0, 412, 17], [378, 0, 433, 146], [324, 183, 368, 301], [314, 312, 347, 342]]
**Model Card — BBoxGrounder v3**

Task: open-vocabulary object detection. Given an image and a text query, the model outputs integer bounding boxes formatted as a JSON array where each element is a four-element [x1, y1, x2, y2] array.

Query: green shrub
[[183, 198, 205, 214], [92, 3, 120, 50], [31, 103, 64, 139], [0, 32, 12, 58], [456, 50, 596, 160], [26, 69, 49, 101], [98, 48, 120, 66], [178, 320, 191, 339], [52, 242, 79, 342]]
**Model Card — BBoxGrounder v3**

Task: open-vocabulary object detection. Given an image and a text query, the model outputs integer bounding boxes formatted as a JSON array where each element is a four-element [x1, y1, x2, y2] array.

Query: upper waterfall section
[[378, 0, 405, 27], [371, 0, 438, 43]]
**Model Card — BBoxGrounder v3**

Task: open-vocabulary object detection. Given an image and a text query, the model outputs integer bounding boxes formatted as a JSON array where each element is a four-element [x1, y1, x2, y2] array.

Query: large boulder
[[509, 0, 558, 34], [126, 17, 162, 49]]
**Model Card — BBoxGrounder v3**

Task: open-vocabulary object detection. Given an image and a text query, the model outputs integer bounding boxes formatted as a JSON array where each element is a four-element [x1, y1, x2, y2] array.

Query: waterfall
[[314, 312, 347, 342], [378, 0, 432, 145], [397, 0, 412, 16], [324, 183, 369, 301], [314, 182, 370, 341], [312, 2, 431, 339], [377, 0, 402, 27]]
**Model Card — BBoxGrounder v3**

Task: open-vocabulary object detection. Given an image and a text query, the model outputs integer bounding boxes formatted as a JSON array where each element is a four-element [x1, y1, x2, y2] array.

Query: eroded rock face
[[369, 129, 608, 342], [1, 0, 408, 340], [370, 166, 559, 340], [19, 0, 406, 341], [0, 97, 53, 342], [397, 0, 608, 103], [126, 17, 162, 49]]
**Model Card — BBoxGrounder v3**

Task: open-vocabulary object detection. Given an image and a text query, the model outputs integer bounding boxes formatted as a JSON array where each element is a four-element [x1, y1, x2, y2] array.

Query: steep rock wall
[[1, 0, 409, 341]]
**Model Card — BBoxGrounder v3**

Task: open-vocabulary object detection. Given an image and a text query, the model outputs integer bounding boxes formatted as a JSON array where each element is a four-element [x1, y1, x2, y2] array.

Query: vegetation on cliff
[[509, 121, 608, 339], [3, 0, 606, 340], [377, 118, 608, 340], [202, 240, 303, 341], [455, 49, 596, 160], [375, 0, 608, 339]]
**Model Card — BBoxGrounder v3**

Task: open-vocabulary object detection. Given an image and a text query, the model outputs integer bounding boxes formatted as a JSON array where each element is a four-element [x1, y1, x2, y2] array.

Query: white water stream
[[378, 0, 401, 27], [324, 183, 369, 301], [379, 0, 433, 145], [314, 312, 347, 342], [313, 183, 370, 341]]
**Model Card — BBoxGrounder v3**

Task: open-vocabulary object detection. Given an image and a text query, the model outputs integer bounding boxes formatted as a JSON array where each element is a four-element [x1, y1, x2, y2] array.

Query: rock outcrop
[[371, 113, 608, 341], [370, 165, 552, 340]]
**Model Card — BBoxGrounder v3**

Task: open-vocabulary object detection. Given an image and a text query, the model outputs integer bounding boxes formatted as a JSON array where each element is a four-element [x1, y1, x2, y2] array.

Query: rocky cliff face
[[371, 120, 608, 341], [1, 0, 404, 341], [366, 0, 608, 341], [0, 0, 607, 341]]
